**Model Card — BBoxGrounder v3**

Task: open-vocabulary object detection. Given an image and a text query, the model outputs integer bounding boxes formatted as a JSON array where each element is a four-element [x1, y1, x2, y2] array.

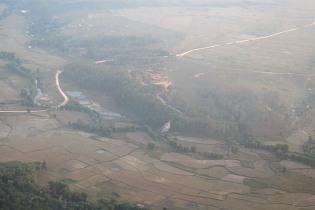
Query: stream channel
[[33, 80, 43, 105]]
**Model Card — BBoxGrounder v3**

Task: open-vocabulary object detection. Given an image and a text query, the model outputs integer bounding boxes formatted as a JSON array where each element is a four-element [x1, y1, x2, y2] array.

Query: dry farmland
[[2, 113, 315, 209], [1, 0, 315, 209]]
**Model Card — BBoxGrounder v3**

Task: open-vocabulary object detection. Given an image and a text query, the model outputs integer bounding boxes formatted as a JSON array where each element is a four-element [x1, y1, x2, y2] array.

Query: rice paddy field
[[1, 111, 315, 209], [1, 0, 315, 209]]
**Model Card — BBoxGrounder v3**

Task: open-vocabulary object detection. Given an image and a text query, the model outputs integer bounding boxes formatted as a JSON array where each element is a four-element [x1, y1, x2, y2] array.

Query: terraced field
[[1, 1, 315, 209]]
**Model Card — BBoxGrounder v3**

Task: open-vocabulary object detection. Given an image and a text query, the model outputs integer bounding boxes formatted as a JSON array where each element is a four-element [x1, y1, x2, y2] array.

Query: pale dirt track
[[0, 70, 68, 113], [177, 20, 315, 57], [55, 70, 69, 107]]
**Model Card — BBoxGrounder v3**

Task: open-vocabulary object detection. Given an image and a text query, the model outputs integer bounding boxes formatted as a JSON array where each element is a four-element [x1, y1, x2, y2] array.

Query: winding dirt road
[[177, 20, 315, 57], [0, 70, 68, 113], [55, 70, 69, 107]]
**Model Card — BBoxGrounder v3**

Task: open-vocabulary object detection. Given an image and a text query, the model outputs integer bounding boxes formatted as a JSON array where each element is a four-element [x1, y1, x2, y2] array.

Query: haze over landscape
[[1, 0, 315, 209]]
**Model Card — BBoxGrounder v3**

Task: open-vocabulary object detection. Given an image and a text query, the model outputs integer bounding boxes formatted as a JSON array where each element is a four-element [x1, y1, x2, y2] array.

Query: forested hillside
[[62, 60, 254, 141]]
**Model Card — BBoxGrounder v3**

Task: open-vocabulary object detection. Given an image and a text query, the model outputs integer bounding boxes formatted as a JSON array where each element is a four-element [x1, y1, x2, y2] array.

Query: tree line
[[59, 102, 102, 124], [167, 136, 227, 159], [69, 119, 137, 137], [242, 139, 315, 167]]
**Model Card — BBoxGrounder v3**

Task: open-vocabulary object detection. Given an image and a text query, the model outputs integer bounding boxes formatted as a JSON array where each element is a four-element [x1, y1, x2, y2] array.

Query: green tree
[[191, 146, 197, 153], [42, 160, 47, 170], [282, 144, 289, 153], [148, 142, 155, 150], [276, 150, 283, 158], [20, 89, 28, 97], [231, 145, 239, 154]]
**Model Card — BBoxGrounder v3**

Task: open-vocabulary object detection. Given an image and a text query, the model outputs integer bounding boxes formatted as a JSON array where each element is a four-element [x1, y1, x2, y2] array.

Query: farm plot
[[210, 181, 251, 195], [58, 9, 182, 50], [58, 159, 88, 171], [0, 145, 34, 163], [176, 176, 217, 192], [50, 110, 93, 125], [44, 153, 81, 169], [75, 155, 99, 165], [64, 168, 97, 182], [26, 147, 69, 160], [126, 132, 153, 144], [280, 160, 311, 169], [107, 170, 179, 197], [228, 166, 275, 178], [175, 136, 222, 145], [196, 166, 230, 178], [78, 174, 109, 187], [221, 174, 247, 184], [2, 112, 59, 139], [290, 169, 315, 179], [284, 130, 309, 153], [141, 171, 175, 185], [153, 161, 194, 176], [8, 141, 53, 153], [282, 193, 315, 206], [161, 152, 241, 169], [253, 160, 275, 176], [253, 188, 287, 202], [0, 119, 11, 139], [0, 72, 29, 101], [0, 80, 20, 103], [113, 155, 149, 172]]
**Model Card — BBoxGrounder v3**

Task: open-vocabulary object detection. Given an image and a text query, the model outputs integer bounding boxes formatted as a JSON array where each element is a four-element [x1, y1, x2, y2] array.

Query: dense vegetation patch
[[0, 161, 149, 210]]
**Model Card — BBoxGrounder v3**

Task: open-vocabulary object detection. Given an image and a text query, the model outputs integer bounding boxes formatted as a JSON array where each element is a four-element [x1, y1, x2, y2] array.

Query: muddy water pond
[[66, 91, 123, 117]]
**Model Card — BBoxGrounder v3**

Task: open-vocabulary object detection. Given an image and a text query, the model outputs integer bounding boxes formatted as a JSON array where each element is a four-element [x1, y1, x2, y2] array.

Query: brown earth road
[[177, 20, 315, 57], [157, 91, 182, 114], [0, 70, 68, 113], [55, 70, 69, 107]]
